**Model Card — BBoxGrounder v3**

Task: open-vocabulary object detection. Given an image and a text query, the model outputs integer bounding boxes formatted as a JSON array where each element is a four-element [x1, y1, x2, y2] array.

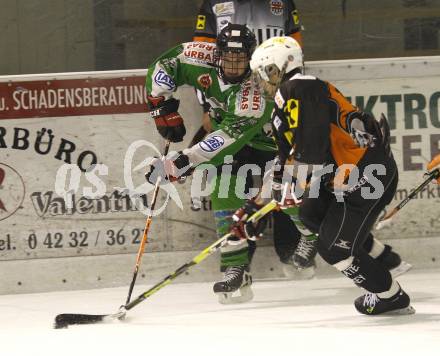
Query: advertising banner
[[307, 59, 440, 240], [0, 71, 216, 263]]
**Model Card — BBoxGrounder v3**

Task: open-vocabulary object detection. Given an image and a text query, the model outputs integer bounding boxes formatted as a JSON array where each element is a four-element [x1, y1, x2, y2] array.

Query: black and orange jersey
[[272, 73, 368, 168], [193, 0, 302, 47]]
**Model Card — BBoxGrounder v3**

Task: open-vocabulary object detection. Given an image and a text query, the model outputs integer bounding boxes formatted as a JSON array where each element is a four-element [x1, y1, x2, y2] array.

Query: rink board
[[0, 57, 439, 294]]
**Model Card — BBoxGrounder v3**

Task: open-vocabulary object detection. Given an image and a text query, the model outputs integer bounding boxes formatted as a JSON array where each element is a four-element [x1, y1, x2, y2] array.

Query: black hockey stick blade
[[54, 309, 126, 329], [54, 313, 107, 328]]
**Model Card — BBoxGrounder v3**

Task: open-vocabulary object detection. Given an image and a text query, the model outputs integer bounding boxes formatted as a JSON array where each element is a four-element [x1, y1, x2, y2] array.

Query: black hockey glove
[[231, 200, 268, 242], [147, 95, 186, 143]]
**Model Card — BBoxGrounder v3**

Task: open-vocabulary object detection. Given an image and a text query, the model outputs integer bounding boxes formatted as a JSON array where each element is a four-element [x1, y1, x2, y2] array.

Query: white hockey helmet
[[250, 36, 303, 97]]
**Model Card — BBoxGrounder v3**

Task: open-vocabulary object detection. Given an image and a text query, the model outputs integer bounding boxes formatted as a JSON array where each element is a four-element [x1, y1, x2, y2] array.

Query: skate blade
[[390, 261, 412, 278], [282, 264, 315, 280], [216, 285, 254, 305], [383, 305, 416, 316]]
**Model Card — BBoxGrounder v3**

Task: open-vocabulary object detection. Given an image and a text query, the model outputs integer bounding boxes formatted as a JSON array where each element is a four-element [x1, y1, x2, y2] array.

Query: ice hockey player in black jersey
[[248, 36, 415, 316]]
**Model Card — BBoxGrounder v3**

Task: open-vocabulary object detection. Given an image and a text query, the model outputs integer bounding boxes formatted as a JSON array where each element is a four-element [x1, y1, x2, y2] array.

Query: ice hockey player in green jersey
[[145, 24, 318, 304]]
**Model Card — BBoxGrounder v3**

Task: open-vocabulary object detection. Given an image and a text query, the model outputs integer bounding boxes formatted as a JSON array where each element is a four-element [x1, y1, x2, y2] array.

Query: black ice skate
[[377, 245, 412, 277], [213, 265, 253, 304], [354, 288, 415, 316], [292, 235, 318, 270]]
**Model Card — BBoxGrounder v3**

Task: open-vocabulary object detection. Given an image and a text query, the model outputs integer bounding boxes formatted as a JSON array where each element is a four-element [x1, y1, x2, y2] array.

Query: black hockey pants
[[299, 146, 398, 293]]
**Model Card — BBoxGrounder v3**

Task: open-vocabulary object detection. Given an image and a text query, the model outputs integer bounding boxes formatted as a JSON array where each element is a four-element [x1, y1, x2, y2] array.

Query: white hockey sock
[[378, 279, 400, 299], [333, 256, 354, 271]]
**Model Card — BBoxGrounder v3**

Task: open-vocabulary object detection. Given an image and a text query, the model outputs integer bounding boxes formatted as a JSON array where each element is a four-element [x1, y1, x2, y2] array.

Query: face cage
[[251, 63, 286, 99], [215, 48, 252, 84]]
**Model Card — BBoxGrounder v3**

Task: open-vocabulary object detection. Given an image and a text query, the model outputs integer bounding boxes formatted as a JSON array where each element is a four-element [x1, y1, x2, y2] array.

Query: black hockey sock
[[335, 251, 392, 293]]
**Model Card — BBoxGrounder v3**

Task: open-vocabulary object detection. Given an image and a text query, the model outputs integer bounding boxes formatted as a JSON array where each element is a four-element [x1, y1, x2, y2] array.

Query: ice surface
[[1, 269, 439, 356]]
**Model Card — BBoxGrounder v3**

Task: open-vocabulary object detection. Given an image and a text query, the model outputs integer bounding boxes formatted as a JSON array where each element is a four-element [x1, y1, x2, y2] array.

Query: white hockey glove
[[348, 117, 376, 148], [271, 179, 302, 209], [145, 152, 192, 185], [271, 156, 302, 209]]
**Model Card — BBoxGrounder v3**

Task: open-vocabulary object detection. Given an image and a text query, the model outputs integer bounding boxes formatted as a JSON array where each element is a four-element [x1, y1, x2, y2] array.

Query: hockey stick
[[54, 199, 278, 329], [125, 139, 171, 304], [376, 168, 440, 230]]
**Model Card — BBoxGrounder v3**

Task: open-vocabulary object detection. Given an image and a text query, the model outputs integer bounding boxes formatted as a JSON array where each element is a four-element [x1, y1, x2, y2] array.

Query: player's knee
[[317, 239, 350, 265], [332, 255, 355, 272]]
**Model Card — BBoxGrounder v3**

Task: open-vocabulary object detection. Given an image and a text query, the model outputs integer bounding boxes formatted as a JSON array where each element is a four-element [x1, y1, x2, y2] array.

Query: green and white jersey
[[147, 42, 228, 114], [146, 41, 276, 167]]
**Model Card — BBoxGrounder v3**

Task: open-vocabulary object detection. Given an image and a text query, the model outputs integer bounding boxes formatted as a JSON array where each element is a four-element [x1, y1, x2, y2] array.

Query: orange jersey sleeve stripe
[[330, 123, 367, 168], [289, 32, 303, 48], [193, 36, 216, 43]]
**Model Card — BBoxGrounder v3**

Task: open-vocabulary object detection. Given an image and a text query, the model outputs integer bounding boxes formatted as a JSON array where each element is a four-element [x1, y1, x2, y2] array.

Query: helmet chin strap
[[268, 60, 288, 97]]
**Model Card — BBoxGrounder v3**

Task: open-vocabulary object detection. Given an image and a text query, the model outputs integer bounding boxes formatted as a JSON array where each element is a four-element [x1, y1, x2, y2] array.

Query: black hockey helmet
[[215, 23, 257, 84]]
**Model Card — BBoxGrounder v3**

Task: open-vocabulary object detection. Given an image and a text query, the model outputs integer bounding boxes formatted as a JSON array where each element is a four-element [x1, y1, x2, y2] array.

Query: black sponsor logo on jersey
[[196, 15, 206, 30], [292, 9, 300, 25], [284, 98, 299, 128]]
